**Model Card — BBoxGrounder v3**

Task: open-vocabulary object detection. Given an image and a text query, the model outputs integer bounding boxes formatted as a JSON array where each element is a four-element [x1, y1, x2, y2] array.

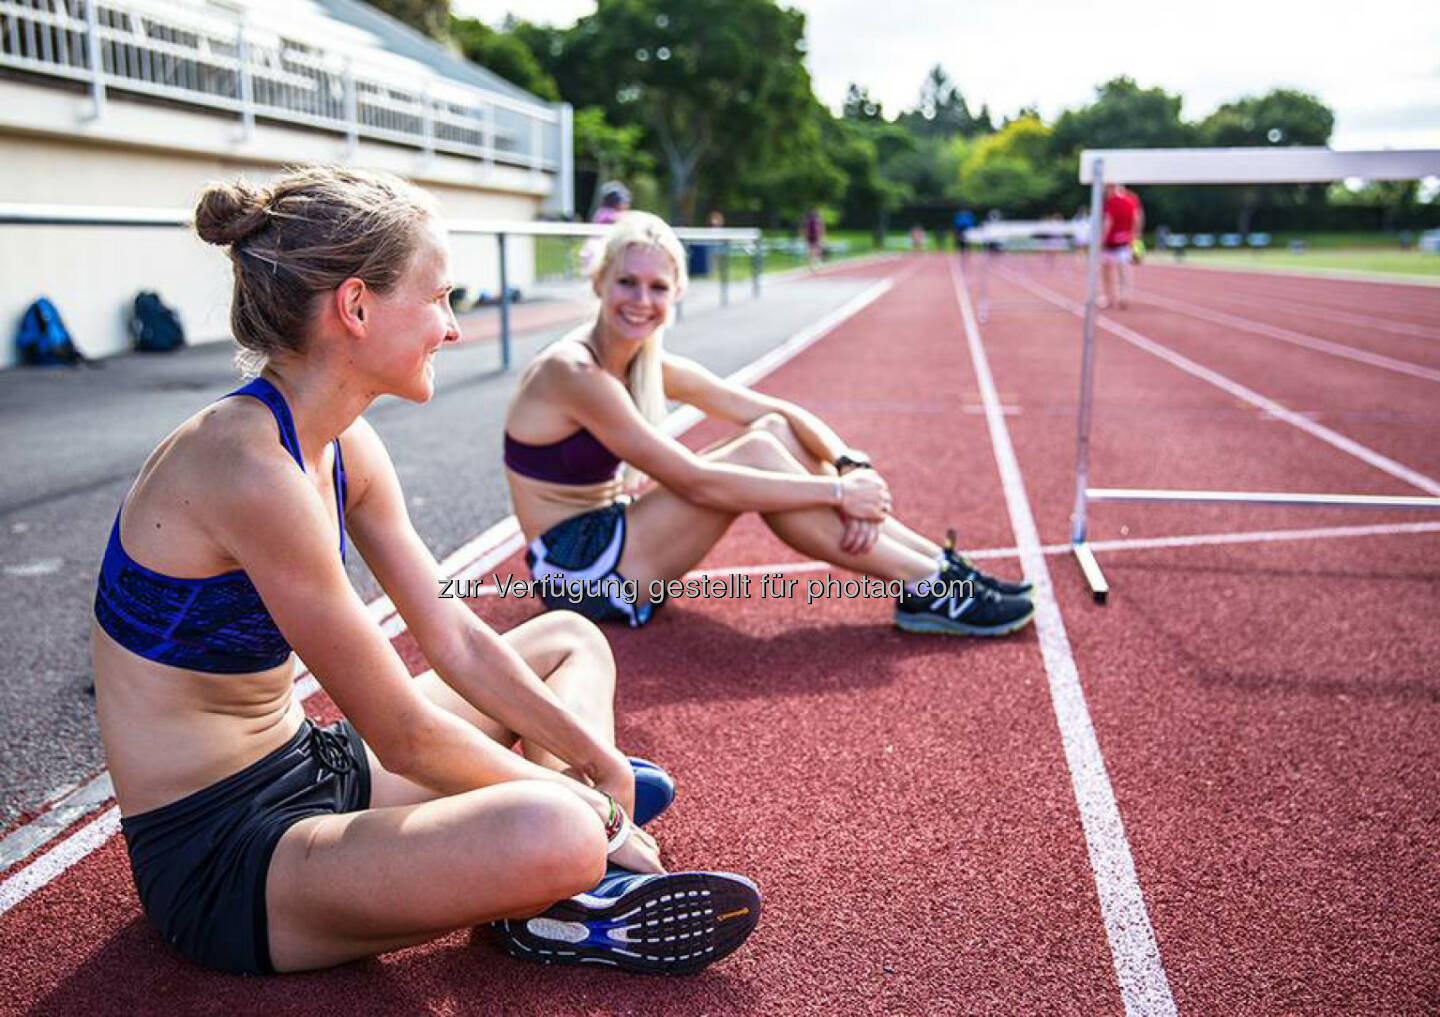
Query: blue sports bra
[[93, 377, 347, 674]]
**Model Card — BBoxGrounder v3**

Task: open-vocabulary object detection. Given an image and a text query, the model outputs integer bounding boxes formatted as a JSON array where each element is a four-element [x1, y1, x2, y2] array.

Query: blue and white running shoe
[[492, 868, 761, 975], [629, 757, 675, 826]]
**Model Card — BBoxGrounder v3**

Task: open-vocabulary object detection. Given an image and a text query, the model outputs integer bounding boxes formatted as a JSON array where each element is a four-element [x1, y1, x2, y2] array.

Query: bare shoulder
[[181, 397, 311, 513]]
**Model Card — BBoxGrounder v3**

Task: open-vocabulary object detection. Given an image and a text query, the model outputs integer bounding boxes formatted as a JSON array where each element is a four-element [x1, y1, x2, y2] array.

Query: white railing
[[0, 0, 563, 171]]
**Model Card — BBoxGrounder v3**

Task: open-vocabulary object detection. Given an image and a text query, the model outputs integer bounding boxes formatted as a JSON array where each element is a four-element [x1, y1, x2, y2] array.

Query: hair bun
[[194, 181, 270, 246]]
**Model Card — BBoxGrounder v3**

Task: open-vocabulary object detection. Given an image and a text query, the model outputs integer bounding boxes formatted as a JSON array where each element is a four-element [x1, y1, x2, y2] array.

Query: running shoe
[[629, 757, 675, 826], [492, 868, 761, 975], [893, 571, 1035, 637], [942, 529, 1033, 597]]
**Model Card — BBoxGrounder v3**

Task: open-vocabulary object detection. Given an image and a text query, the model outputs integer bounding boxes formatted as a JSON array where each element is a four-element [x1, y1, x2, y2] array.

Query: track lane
[[974, 262, 1440, 1016]]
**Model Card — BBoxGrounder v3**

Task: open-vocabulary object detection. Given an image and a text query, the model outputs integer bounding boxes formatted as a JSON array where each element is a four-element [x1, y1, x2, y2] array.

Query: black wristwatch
[[834, 453, 873, 474]]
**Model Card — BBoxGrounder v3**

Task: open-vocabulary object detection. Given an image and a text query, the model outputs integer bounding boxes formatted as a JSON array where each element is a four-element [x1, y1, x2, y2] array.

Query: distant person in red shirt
[[1100, 183, 1143, 309]]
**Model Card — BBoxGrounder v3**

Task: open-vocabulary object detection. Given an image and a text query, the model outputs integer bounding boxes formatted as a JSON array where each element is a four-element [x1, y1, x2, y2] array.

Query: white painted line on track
[[0, 273, 898, 915], [0, 808, 119, 916], [950, 257, 1178, 1017], [1005, 270, 1440, 499], [452, 518, 1440, 597], [1141, 283, 1440, 343], [1134, 290, 1440, 383]]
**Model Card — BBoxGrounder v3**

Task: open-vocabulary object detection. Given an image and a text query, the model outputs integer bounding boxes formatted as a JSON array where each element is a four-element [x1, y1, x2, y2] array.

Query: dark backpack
[[16, 297, 84, 366], [130, 291, 185, 353]]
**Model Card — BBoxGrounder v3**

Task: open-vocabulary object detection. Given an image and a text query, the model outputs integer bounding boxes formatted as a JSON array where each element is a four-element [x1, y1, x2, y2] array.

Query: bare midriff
[[508, 469, 624, 543], [92, 622, 305, 818]]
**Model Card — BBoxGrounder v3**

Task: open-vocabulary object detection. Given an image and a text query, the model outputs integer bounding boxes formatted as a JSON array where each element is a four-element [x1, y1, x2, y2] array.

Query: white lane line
[[1004, 270, 1440, 499], [0, 773, 116, 872], [1134, 290, 1440, 384], [0, 808, 119, 915], [0, 275, 898, 915], [950, 257, 1178, 1016], [456, 519, 1440, 597], [1145, 284, 1440, 343]]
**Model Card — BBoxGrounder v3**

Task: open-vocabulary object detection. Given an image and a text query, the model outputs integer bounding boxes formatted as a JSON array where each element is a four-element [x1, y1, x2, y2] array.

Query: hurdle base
[[1072, 542, 1109, 604]]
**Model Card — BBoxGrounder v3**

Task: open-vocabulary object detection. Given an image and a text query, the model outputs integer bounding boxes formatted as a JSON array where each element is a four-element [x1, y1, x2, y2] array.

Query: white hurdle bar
[[1068, 147, 1440, 602]]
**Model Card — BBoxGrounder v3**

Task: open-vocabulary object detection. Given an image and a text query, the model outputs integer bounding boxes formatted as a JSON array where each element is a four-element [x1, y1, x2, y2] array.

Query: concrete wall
[[1, 81, 549, 368]]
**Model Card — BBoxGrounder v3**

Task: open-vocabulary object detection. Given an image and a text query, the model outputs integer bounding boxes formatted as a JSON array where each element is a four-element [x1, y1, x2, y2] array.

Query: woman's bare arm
[[662, 354, 868, 467], [212, 433, 606, 800], [549, 356, 887, 519], [336, 419, 633, 802]]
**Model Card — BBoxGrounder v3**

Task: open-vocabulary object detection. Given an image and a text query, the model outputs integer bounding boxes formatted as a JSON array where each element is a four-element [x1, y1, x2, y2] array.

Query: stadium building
[[0, 0, 573, 367]]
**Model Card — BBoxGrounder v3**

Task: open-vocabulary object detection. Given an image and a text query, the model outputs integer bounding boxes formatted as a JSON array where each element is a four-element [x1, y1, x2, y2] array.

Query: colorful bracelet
[[599, 792, 630, 853]]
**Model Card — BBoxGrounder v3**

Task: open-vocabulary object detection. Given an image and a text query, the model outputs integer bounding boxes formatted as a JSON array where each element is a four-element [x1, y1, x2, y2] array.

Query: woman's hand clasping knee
[[838, 470, 890, 521]]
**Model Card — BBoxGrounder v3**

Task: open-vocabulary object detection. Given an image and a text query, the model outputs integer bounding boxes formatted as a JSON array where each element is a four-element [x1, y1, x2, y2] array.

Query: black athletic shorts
[[120, 719, 371, 974], [524, 502, 663, 627]]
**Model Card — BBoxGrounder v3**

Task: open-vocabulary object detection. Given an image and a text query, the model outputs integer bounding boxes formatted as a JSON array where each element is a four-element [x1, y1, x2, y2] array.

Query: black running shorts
[[120, 719, 370, 974]]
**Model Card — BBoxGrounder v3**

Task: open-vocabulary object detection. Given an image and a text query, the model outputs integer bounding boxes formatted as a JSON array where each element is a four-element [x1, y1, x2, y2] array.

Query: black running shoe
[[943, 529, 1033, 597], [893, 571, 1035, 637], [491, 868, 761, 975]]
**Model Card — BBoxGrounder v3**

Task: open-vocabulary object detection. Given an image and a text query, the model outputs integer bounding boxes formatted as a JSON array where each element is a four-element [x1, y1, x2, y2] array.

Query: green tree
[[539, 0, 819, 223], [956, 116, 1060, 215], [363, 0, 450, 40], [842, 83, 886, 123], [827, 113, 910, 239], [898, 65, 990, 138], [1050, 76, 1192, 154], [573, 105, 655, 195], [1198, 89, 1335, 233], [1198, 88, 1333, 147], [449, 16, 559, 99]]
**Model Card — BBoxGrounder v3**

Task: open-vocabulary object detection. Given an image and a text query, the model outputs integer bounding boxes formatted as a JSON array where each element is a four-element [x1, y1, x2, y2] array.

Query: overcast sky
[[452, 0, 1440, 150]]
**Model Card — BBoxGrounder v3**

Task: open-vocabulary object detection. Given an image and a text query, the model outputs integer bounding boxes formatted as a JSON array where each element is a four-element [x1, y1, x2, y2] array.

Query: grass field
[[1173, 247, 1440, 280]]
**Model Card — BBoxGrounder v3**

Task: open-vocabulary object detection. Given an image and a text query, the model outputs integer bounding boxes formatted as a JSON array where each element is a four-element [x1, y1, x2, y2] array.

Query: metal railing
[[0, 0, 564, 173], [1, 202, 763, 368]]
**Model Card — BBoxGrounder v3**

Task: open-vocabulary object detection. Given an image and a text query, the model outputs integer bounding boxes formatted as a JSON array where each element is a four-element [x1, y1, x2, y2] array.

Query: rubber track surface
[[2, 256, 1436, 1016]]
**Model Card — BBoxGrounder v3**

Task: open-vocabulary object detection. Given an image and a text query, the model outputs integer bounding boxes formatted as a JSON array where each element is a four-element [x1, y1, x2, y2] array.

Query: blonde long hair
[[586, 211, 688, 486]]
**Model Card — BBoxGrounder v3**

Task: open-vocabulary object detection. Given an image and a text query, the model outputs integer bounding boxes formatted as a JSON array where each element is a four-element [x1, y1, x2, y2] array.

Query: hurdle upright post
[[497, 231, 511, 371], [720, 239, 730, 306], [1071, 158, 1109, 603]]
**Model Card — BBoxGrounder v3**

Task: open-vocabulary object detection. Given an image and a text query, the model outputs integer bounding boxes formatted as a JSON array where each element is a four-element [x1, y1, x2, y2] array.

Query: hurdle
[[1068, 147, 1440, 603], [968, 219, 1087, 322]]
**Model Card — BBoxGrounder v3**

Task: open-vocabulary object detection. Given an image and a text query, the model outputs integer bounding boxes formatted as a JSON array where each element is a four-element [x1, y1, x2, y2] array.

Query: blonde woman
[[504, 212, 1035, 636], [93, 166, 758, 977]]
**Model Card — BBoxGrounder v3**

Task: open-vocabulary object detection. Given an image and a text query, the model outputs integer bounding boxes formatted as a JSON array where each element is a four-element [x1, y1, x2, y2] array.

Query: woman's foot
[[943, 530, 1033, 597], [893, 574, 1035, 637], [629, 757, 675, 826], [491, 868, 761, 975]]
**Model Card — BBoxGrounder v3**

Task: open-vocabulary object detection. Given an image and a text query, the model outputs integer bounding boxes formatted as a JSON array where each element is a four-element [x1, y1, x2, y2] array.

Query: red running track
[[1, 255, 1436, 1016]]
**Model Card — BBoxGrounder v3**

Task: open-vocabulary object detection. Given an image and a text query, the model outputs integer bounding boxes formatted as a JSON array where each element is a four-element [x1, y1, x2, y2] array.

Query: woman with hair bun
[[504, 211, 1035, 635], [93, 165, 759, 977]]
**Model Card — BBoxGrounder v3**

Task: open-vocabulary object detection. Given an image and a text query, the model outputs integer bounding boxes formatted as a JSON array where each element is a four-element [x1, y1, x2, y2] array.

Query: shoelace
[[308, 725, 355, 776]]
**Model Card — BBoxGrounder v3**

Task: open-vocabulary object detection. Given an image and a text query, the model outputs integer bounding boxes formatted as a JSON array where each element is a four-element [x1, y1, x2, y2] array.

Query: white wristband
[[606, 816, 633, 855]]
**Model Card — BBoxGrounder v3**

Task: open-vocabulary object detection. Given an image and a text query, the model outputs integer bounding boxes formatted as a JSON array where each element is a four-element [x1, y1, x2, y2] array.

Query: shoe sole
[[494, 872, 761, 975], [892, 604, 1036, 637]]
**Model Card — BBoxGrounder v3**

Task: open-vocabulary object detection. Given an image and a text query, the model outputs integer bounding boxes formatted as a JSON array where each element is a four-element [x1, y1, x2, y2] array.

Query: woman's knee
[[746, 412, 790, 440], [491, 781, 607, 900], [719, 429, 799, 472]]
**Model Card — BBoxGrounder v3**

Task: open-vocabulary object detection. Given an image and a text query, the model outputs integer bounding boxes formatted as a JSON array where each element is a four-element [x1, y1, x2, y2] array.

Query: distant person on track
[[802, 206, 825, 270], [1100, 183, 1144, 309], [502, 211, 1035, 638], [952, 207, 976, 258], [91, 166, 759, 978]]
